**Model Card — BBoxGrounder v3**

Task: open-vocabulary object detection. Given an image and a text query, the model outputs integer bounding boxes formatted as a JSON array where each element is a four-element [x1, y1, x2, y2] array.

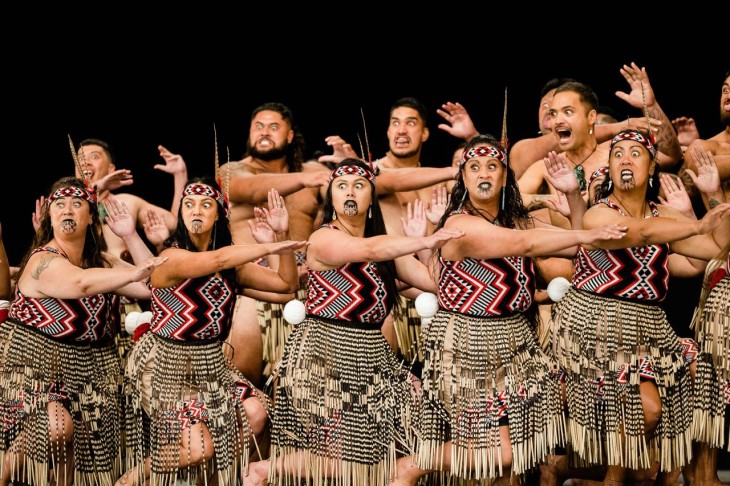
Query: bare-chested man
[[222, 102, 462, 385]]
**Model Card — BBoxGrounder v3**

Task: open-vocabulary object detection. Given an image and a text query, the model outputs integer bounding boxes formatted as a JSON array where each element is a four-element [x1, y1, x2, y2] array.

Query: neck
[[248, 156, 289, 173], [566, 140, 598, 165], [383, 151, 421, 169], [335, 218, 364, 237], [52, 237, 83, 265], [612, 191, 647, 218]]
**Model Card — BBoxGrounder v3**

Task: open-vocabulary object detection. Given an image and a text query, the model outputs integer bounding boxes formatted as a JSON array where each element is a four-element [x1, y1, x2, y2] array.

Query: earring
[[607, 180, 613, 191], [500, 187, 506, 211], [457, 189, 468, 210], [368, 205, 372, 218], [332, 211, 337, 221], [589, 127, 594, 135], [649, 177, 653, 188]]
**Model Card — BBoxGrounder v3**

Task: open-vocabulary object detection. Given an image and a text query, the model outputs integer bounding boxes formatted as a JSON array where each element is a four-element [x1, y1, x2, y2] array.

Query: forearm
[[376, 167, 455, 194], [229, 175, 305, 203], [566, 191, 586, 229], [170, 168, 188, 217], [122, 233, 155, 264], [648, 101, 682, 168], [74, 267, 140, 296]]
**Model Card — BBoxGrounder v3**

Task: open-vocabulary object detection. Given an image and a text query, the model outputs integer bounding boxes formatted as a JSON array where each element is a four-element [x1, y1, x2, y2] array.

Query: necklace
[[564, 143, 598, 192], [613, 192, 646, 219], [471, 206, 499, 225], [336, 221, 357, 237]]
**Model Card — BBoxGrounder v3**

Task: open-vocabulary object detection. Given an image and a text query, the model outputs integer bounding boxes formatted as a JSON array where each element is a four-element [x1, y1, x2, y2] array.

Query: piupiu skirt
[[0, 321, 121, 485], [268, 316, 419, 486], [416, 309, 564, 481], [550, 287, 693, 471]]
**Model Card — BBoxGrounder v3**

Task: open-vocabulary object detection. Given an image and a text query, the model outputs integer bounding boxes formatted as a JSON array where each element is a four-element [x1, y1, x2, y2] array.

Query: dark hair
[[16, 177, 107, 281], [390, 97, 429, 127], [439, 134, 530, 230], [540, 78, 577, 97], [248, 102, 305, 173], [165, 176, 236, 283], [79, 138, 115, 164], [554, 81, 599, 113], [322, 158, 401, 320], [596, 105, 623, 123]]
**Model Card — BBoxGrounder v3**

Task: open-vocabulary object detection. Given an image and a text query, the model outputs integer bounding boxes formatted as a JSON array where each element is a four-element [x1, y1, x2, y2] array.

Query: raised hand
[[264, 188, 289, 235], [142, 209, 170, 249], [95, 169, 133, 192], [248, 208, 276, 244], [542, 191, 571, 218], [425, 186, 449, 225], [154, 145, 187, 176], [672, 117, 701, 147], [32, 195, 46, 232], [658, 174, 694, 218], [401, 199, 428, 237], [615, 62, 656, 109], [436, 102, 479, 140], [685, 146, 721, 196], [543, 151, 580, 194], [103, 196, 136, 238], [319, 136, 359, 166]]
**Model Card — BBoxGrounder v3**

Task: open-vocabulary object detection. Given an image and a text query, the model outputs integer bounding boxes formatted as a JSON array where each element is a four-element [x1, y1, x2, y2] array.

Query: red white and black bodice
[[9, 247, 114, 342], [573, 199, 669, 301], [437, 253, 536, 317], [306, 227, 392, 325], [150, 274, 236, 341]]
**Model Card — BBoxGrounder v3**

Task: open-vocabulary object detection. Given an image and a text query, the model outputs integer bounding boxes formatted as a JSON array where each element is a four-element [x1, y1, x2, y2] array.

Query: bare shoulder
[[221, 158, 256, 176]]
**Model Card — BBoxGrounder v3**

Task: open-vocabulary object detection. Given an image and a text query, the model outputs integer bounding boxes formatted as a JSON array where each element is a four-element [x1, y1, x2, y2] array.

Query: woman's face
[[331, 174, 372, 218], [461, 150, 506, 203], [49, 195, 92, 237], [182, 194, 218, 235], [609, 140, 654, 192]]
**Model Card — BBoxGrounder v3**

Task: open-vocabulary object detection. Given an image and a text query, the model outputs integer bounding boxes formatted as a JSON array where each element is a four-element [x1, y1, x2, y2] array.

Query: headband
[[460, 145, 507, 166], [49, 186, 97, 205], [588, 166, 609, 186], [329, 164, 376, 183], [183, 183, 228, 216], [610, 129, 657, 158]]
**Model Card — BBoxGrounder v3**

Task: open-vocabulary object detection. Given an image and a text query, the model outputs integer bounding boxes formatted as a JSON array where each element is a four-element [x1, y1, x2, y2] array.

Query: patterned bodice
[[150, 275, 236, 341], [438, 255, 536, 316], [9, 247, 114, 342], [573, 199, 669, 301], [306, 262, 392, 326]]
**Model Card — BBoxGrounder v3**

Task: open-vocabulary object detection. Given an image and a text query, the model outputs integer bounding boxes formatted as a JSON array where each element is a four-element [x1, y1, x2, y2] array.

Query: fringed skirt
[[268, 316, 420, 486], [692, 275, 730, 451], [259, 287, 308, 377], [550, 287, 693, 471], [416, 310, 564, 481], [393, 296, 423, 364], [124, 331, 265, 486], [0, 321, 121, 486]]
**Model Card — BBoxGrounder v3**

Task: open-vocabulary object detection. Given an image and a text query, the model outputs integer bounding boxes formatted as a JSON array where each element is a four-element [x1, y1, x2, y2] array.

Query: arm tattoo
[[709, 198, 720, 209], [31, 254, 57, 280]]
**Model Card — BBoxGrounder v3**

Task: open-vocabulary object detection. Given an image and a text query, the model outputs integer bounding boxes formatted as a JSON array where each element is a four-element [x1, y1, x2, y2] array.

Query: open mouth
[[556, 128, 571, 142], [343, 200, 358, 216], [620, 169, 633, 181], [478, 182, 492, 191]]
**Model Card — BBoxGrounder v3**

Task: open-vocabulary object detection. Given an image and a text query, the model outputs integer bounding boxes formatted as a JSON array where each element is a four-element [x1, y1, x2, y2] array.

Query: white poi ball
[[414, 292, 439, 318], [547, 277, 571, 302], [283, 299, 306, 325], [139, 311, 153, 324], [124, 311, 142, 335]]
